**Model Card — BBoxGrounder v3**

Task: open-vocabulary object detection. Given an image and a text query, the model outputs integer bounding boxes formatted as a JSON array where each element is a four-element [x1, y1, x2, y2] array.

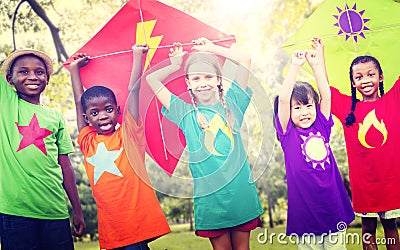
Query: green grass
[[75, 223, 394, 250]]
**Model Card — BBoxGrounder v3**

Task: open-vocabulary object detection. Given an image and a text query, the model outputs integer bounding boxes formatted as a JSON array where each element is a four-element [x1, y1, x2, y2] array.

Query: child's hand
[[292, 50, 306, 66], [71, 53, 90, 69], [311, 37, 324, 55], [191, 37, 216, 52], [305, 50, 319, 67], [169, 42, 185, 66], [132, 44, 148, 54]]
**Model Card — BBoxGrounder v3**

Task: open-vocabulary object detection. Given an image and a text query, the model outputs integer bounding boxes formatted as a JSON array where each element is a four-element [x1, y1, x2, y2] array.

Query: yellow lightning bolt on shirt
[[204, 114, 234, 156]]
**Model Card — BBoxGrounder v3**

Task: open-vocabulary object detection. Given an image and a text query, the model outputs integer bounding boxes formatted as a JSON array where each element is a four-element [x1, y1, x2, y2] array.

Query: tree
[[10, 0, 68, 62]]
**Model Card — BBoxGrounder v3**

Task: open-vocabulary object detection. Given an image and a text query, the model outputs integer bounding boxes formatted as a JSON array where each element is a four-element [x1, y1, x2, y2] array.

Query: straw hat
[[1, 49, 53, 78]]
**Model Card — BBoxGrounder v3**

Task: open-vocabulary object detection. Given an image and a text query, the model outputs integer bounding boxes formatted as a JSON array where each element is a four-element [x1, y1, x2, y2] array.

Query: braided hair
[[345, 55, 384, 127], [184, 52, 235, 132]]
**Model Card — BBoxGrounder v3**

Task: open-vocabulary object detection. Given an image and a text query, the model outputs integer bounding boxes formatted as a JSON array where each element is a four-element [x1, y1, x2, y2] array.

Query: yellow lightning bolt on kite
[[136, 20, 163, 72]]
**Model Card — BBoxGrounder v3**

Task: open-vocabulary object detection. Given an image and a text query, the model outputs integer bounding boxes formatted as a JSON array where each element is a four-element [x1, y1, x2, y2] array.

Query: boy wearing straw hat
[[0, 49, 85, 249]]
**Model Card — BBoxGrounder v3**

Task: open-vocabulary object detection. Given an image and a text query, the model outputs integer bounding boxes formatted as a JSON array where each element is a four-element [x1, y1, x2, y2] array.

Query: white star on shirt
[[86, 142, 123, 184]]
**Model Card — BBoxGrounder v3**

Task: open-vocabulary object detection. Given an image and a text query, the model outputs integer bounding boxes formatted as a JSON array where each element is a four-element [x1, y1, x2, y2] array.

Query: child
[[314, 38, 400, 249], [274, 49, 354, 249], [146, 38, 263, 250], [69, 45, 170, 250], [0, 49, 85, 249]]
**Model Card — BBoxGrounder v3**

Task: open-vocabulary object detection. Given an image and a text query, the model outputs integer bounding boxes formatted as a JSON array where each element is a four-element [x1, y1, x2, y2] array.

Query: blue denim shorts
[[0, 213, 73, 250], [114, 241, 150, 250]]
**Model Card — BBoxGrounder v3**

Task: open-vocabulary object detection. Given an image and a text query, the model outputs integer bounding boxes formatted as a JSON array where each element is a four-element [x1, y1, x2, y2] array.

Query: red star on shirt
[[15, 114, 52, 155]]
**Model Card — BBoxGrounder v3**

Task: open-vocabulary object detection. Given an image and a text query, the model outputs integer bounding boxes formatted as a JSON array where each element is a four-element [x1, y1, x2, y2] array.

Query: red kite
[[64, 0, 235, 175]]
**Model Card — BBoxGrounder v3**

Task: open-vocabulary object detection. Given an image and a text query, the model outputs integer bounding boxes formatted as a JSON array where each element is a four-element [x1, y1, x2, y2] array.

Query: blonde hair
[[184, 52, 235, 132]]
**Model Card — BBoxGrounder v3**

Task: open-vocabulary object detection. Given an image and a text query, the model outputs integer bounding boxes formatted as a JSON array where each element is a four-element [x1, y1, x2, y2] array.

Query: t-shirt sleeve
[[0, 75, 16, 109], [225, 80, 253, 127], [315, 107, 334, 138], [77, 126, 97, 155], [330, 86, 351, 122], [122, 111, 145, 158], [161, 94, 193, 130], [275, 113, 292, 148], [226, 80, 253, 114], [55, 112, 74, 155]]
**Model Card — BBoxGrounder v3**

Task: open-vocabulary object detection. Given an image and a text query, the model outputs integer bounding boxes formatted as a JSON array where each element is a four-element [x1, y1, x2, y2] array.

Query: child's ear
[[6, 74, 14, 85], [83, 114, 90, 124], [117, 106, 121, 116], [380, 74, 384, 82]]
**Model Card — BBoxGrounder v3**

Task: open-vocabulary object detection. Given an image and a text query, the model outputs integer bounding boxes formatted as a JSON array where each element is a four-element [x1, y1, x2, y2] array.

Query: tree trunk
[[24, 0, 69, 63], [267, 192, 274, 228], [189, 198, 194, 231]]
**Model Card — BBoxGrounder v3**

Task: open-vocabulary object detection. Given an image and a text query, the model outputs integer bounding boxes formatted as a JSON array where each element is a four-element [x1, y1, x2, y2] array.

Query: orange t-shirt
[[78, 113, 170, 249]]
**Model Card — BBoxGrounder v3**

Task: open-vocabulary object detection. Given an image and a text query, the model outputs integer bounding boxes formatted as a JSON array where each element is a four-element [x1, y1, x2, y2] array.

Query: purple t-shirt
[[276, 109, 354, 235]]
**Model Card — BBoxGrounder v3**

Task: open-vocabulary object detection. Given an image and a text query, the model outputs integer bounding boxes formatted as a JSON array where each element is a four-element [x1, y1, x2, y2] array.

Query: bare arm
[[278, 50, 306, 132], [306, 49, 331, 119], [311, 38, 328, 82], [127, 45, 148, 123], [145, 43, 184, 110], [69, 54, 90, 132], [191, 37, 251, 89], [58, 154, 86, 237]]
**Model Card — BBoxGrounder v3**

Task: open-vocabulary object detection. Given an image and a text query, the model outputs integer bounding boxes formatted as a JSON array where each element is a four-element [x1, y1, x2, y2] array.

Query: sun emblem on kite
[[333, 3, 370, 42], [300, 131, 330, 170]]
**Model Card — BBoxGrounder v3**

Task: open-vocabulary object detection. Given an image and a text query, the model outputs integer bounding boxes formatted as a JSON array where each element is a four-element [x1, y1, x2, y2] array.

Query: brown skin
[[69, 44, 148, 133], [6, 54, 86, 237], [6, 55, 48, 104]]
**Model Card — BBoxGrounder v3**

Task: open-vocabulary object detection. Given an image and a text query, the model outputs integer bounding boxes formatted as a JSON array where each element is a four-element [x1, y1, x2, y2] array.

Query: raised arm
[[127, 44, 148, 123], [278, 50, 306, 132], [306, 49, 331, 119], [69, 54, 90, 132], [191, 37, 251, 89], [311, 38, 328, 82], [145, 43, 184, 110]]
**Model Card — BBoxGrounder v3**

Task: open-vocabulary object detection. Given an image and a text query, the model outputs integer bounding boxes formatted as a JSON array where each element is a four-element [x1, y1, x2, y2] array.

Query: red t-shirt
[[331, 77, 400, 213], [78, 112, 170, 249]]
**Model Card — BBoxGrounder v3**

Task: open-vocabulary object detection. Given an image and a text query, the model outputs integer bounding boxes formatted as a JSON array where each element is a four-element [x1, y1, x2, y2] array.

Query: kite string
[[89, 37, 236, 59]]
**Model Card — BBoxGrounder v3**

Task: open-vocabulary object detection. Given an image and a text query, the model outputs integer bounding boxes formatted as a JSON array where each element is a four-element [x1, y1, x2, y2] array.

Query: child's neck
[[198, 97, 219, 106], [18, 93, 41, 105]]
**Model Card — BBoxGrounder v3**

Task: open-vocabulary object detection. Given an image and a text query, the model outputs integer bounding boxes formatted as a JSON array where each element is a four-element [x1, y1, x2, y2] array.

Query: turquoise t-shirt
[[0, 76, 73, 219], [163, 81, 263, 230]]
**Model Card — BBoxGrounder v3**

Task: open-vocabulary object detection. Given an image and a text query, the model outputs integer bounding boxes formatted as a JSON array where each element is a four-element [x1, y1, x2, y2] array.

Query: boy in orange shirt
[[69, 45, 170, 249]]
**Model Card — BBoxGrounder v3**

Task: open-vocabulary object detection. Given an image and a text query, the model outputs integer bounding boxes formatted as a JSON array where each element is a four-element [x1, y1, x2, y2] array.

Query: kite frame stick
[[137, 0, 169, 162]]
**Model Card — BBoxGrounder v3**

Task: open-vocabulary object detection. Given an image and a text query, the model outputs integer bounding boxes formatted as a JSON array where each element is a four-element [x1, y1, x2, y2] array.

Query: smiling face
[[7, 55, 48, 104], [290, 96, 317, 129], [185, 62, 221, 105], [351, 61, 383, 102], [83, 96, 120, 135]]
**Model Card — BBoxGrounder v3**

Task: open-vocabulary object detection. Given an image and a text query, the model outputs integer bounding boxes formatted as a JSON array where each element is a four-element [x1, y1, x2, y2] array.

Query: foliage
[[0, 0, 356, 244], [161, 195, 193, 224]]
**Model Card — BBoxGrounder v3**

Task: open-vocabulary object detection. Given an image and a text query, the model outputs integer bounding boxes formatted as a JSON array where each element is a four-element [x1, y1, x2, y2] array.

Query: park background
[[1, 0, 399, 249]]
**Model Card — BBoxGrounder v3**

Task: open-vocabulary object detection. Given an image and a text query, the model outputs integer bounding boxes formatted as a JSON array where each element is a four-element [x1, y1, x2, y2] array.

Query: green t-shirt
[[0, 76, 74, 219], [163, 81, 263, 230]]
